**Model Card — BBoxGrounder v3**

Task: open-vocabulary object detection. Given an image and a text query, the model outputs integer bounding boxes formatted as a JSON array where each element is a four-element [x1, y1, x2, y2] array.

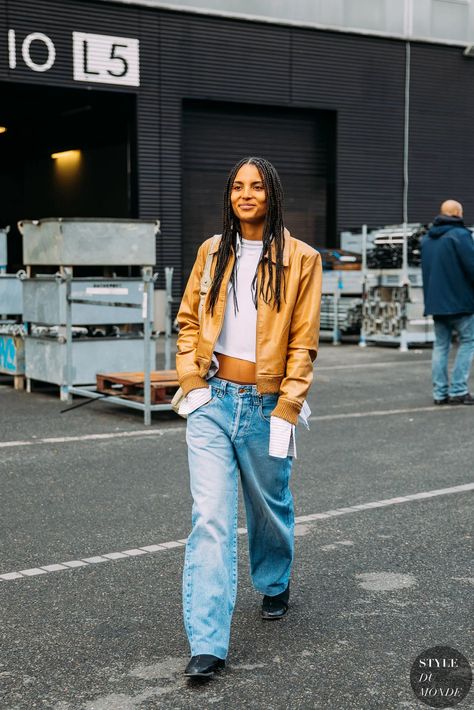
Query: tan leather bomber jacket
[[175, 228, 323, 424]]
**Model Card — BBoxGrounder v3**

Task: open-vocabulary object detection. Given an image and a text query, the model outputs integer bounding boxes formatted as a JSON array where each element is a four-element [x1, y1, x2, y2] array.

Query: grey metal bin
[[19, 218, 166, 424], [18, 218, 158, 266]]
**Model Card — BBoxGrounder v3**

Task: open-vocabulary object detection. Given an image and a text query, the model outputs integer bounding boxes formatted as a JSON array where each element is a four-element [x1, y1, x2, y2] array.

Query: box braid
[[207, 156, 286, 316]]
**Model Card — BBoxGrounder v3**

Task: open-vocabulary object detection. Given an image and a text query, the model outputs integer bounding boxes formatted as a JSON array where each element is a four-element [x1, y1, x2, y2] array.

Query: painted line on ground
[[315, 359, 431, 371], [1, 482, 472, 582], [0, 402, 460, 451], [307, 404, 448, 421], [0, 427, 183, 449]]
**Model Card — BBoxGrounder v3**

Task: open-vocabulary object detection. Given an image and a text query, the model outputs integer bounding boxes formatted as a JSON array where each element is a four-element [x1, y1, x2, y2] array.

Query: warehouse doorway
[[0, 82, 136, 269], [182, 100, 336, 284]]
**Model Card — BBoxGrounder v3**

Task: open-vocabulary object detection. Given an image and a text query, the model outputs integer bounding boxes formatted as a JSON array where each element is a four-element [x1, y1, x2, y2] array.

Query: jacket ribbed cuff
[[179, 373, 209, 396], [271, 398, 301, 425]]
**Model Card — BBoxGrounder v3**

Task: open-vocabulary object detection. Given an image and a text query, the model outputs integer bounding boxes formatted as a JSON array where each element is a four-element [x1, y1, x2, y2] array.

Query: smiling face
[[230, 163, 268, 226]]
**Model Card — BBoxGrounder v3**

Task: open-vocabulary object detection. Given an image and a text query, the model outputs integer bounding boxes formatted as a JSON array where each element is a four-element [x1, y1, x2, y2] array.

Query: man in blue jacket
[[421, 200, 474, 405]]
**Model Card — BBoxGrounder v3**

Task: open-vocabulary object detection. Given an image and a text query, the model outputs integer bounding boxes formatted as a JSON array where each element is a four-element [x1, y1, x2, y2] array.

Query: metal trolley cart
[[359, 223, 434, 350], [320, 269, 363, 345]]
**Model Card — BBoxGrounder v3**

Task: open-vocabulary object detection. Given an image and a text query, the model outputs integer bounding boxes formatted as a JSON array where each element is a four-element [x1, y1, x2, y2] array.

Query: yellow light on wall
[[0, 126, 7, 134], [51, 149, 81, 160], [51, 149, 83, 187]]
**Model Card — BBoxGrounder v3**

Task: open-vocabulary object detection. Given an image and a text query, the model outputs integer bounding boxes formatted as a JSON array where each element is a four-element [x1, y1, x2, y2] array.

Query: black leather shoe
[[184, 654, 225, 677], [261, 581, 290, 620], [449, 392, 474, 405], [434, 397, 449, 405]]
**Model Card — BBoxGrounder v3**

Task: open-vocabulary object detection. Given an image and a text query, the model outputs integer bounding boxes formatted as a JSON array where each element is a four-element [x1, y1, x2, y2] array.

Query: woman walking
[[176, 156, 322, 677]]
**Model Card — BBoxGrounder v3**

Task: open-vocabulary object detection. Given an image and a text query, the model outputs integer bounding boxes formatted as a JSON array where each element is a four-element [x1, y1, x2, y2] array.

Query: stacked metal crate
[[19, 218, 159, 403], [0, 226, 25, 388], [320, 270, 363, 342]]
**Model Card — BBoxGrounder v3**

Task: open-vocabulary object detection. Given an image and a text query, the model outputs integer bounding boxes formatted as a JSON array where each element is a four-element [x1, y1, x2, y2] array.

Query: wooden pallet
[[96, 369, 179, 404]]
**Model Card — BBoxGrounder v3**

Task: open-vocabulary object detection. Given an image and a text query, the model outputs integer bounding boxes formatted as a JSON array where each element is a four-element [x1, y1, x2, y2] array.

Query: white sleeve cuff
[[269, 416, 297, 458], [178, 387, 212, 415]]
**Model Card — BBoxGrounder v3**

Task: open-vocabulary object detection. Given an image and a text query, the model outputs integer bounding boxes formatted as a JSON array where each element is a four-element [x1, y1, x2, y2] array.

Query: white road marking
[[1, 572, 23, 580], [316, 359, 430, 371], [1, 481, 472, 583], [140, 544, 166, 553], [62, 560, 88, 568], [0, 427, 182, 449], [308, 405, 455, 422], [18, 568, 47, 576], [41, 564, 68, 572], [102, 552, 128, 560], [0, 402, 461, 451]]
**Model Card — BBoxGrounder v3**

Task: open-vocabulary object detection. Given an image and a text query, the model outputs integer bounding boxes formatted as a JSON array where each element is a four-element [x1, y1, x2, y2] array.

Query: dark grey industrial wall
[[181, 101, 335, 283], [1, 0, 473, 297], [410, 42, 474, 224], [156, 10, 406, 289]]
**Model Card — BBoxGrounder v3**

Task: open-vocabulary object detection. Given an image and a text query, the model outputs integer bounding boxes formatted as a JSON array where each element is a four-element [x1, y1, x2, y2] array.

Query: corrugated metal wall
[[156, 12, 294, 293], [292, 29, 406, 231], [181, 101, 335, 283], [410, 41, 474, 225], [154, 10, 406, 292], [1, 0, 473, 301]]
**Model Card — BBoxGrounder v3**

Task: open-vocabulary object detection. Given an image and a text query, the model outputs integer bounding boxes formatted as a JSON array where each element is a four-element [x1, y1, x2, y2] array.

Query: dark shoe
[[261, 581, 290, 620], [449, 392, 474, 405], [184, 654, 225, 678], [434, 397, 450, 405]]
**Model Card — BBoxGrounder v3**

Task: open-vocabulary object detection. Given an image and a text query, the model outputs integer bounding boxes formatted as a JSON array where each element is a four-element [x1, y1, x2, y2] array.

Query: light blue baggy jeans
[[432, 314, 474, 399], [182, 375, 295, 660]]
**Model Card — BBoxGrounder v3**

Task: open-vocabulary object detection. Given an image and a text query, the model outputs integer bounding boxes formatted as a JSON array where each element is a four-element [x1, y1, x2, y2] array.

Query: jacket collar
[[209, 228, 290, 266], [433, 215, 465, 228]]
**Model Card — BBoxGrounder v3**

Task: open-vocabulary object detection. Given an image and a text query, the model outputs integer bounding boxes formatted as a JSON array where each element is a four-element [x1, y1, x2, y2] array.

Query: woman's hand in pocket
[[184, 387, 213, 415]]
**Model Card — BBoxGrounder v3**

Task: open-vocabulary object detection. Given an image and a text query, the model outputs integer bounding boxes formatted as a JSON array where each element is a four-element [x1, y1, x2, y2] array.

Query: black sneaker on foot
[[449, 392, 474, 405], [434, 397, 450, 405]]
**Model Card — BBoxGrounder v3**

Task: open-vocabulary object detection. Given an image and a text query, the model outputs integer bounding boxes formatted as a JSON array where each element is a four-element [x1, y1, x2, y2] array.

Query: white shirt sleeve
[[269, 416, 296, 458], [268, 400, 312, 458], [178, 387, 212, 416]]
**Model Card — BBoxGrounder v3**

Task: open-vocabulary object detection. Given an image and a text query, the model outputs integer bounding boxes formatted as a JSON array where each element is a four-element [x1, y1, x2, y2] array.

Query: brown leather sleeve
[[175, 241, 210, 394], [271, 251, 323, 424]]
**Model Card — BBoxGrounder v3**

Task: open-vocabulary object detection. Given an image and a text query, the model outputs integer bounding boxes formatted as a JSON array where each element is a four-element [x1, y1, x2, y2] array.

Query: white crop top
[[214, 236, 262, 362]]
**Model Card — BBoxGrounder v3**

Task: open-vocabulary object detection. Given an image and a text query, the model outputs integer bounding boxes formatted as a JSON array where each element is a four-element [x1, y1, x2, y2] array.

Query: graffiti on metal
[[0, 335, 25, 374]]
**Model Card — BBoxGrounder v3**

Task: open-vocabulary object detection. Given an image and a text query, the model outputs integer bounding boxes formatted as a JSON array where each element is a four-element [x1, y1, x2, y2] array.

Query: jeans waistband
[[208, 375, 278, 401]]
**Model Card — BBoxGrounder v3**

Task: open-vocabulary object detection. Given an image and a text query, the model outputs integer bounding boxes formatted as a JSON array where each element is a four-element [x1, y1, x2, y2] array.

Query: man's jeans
[[182, 376, 295, 659], [432, 314, 474, 399]]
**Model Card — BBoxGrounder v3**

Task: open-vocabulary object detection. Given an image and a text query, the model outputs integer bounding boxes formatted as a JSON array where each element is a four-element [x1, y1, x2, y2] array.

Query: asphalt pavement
[[0, 340, 472, 710]]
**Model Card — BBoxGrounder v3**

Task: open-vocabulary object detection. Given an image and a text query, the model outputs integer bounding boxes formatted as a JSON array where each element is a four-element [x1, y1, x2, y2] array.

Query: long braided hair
[[207, 156, 286, 316]]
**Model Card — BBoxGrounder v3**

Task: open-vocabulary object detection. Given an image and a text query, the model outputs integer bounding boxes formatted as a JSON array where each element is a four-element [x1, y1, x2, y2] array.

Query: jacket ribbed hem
[[256, 376, 283, 394], [179, 373, 209, 396], [271, 398, 301, 425]]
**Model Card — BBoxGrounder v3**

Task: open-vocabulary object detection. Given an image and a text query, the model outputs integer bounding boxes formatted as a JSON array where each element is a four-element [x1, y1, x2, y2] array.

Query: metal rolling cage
[[18, 218, 173, 426], [322, 223, 434, 349]]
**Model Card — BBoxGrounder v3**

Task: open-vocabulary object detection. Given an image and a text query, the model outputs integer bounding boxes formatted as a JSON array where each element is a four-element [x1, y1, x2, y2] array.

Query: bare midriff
[[215, 352, 256, 384]]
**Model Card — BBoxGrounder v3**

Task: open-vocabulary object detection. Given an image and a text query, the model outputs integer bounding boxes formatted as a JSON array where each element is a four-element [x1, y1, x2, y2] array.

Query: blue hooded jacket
[[421, 215, 474, 316]]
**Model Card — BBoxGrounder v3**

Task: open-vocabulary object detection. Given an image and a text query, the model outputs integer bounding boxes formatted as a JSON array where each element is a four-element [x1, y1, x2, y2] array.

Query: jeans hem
[[254, 578, 290, 596], [189, 646, 228, 660]]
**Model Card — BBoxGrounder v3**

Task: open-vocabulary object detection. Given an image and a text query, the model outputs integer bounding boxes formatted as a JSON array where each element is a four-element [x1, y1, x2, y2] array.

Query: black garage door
[[181, 100, 335, 285]]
